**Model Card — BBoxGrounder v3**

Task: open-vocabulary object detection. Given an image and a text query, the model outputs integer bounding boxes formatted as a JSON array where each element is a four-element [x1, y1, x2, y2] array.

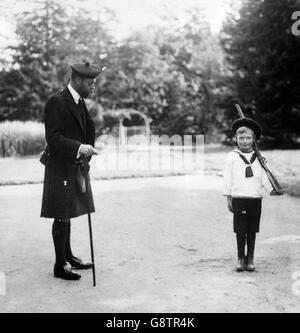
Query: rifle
[[234, 104, 284, 194]]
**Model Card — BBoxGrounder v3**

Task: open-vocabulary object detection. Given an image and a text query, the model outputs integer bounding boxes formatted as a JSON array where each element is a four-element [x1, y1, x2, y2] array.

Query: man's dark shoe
[[54, 263, 81, 280], [236, 257, 245, 272], [67, 256, 93, 270], [246, 256, 255, 272]]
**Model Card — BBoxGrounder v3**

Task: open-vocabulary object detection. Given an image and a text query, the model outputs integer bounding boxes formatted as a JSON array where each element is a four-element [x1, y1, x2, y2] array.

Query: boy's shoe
[[246, 256, 255, 272], [54, 262, 81, 280], [236, 257, 245, 272]]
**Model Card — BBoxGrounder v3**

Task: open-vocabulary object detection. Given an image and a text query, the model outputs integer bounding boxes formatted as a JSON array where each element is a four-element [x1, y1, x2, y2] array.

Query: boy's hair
[[236, 126, 255, 138]]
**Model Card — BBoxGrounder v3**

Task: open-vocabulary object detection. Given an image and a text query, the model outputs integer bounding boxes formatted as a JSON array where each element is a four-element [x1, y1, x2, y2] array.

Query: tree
[[154, 5, 226, 136], [221, 0, 300, 144], [0, 0, 115, 122], [0, 0, 72, 120], [1, 0, 226, 140], [100, 4, 226, 137]]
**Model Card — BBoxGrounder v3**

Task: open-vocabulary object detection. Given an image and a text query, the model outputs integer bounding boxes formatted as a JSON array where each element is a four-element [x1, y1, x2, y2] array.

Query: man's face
[[78, 77, 97, 98], [236, 128, 254, 152]]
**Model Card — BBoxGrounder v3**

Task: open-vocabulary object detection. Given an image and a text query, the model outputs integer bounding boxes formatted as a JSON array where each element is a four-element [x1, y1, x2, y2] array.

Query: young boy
[[223, 117, 283, 272]]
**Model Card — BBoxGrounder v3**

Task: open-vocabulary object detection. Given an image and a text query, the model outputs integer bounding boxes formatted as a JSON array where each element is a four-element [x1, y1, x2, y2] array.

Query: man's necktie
[[78, 97, 85, 124], [78, 97, 86, 131]]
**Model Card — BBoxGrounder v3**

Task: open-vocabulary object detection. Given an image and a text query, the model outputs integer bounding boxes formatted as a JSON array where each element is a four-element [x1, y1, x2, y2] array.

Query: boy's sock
[[236, 233, 246, 258], [247, 232, 256, 259], [52, 219, 68, 266]]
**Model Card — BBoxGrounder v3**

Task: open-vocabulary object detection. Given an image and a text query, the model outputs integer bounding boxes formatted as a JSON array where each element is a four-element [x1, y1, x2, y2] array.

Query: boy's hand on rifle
[[270, 189, 284, 196], [261, 156, 267, 163], [227, 196, 233, 213]]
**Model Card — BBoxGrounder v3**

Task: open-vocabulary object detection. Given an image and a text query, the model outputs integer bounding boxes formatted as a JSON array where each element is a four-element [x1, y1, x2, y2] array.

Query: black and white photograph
[[0, 0, 300, 315]]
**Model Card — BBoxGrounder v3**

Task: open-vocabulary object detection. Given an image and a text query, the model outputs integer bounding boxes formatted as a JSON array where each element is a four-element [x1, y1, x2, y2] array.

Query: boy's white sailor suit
[[223, 148, 273, 233]]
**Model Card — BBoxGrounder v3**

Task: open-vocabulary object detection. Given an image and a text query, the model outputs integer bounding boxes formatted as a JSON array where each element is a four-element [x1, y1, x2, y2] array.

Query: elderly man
[[41, 62, 102, 280]]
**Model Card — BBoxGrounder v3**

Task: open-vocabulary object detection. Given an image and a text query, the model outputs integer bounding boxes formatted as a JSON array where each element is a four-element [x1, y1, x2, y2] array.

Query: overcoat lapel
[[62, 88, 85, 134]]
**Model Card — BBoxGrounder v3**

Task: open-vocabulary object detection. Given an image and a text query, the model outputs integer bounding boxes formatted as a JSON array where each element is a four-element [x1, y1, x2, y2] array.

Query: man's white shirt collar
[[67, 83, 81, 104]]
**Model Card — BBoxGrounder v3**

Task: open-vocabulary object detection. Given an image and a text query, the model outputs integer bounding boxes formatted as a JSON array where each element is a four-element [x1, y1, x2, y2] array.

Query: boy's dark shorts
[[232, 198, 262, 233]]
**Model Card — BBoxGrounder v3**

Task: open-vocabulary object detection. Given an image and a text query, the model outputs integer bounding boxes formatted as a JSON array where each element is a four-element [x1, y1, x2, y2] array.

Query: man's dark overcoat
[[41, 87, 95, 219]]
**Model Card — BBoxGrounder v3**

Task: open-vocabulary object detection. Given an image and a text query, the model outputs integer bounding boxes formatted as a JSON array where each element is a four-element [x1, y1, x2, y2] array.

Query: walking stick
[[83, 157, 96, 287]]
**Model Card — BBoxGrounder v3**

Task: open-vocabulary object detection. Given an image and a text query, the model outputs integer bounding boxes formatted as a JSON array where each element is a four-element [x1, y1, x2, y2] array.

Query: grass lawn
[[0, 144, 299, 198]]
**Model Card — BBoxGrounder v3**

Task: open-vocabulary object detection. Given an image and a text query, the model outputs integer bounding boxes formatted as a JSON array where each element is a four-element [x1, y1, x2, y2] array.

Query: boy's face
[[236, 127, 254, 152]]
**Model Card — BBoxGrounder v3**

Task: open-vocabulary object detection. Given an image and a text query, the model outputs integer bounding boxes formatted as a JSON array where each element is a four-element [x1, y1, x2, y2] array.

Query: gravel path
[[0, 175, 300, 312]]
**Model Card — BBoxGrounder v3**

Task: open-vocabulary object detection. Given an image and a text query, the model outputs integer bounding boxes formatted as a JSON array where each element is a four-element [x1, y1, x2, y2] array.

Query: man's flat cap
[[71, 62, 102, 78], [232, 117, 262, 139]]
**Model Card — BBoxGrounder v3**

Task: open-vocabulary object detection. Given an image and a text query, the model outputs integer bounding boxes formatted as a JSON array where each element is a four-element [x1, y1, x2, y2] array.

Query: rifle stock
[[233, 104, 284, 194], [234, 104, 244, 119]]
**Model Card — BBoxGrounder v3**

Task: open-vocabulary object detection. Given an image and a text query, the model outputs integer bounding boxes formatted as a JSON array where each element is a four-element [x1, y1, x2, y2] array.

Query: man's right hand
[[79, 144, 98, 158]]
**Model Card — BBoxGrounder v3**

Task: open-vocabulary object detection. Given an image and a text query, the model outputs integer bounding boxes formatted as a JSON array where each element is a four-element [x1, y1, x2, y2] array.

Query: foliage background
[[0, 0, 300, 148]]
